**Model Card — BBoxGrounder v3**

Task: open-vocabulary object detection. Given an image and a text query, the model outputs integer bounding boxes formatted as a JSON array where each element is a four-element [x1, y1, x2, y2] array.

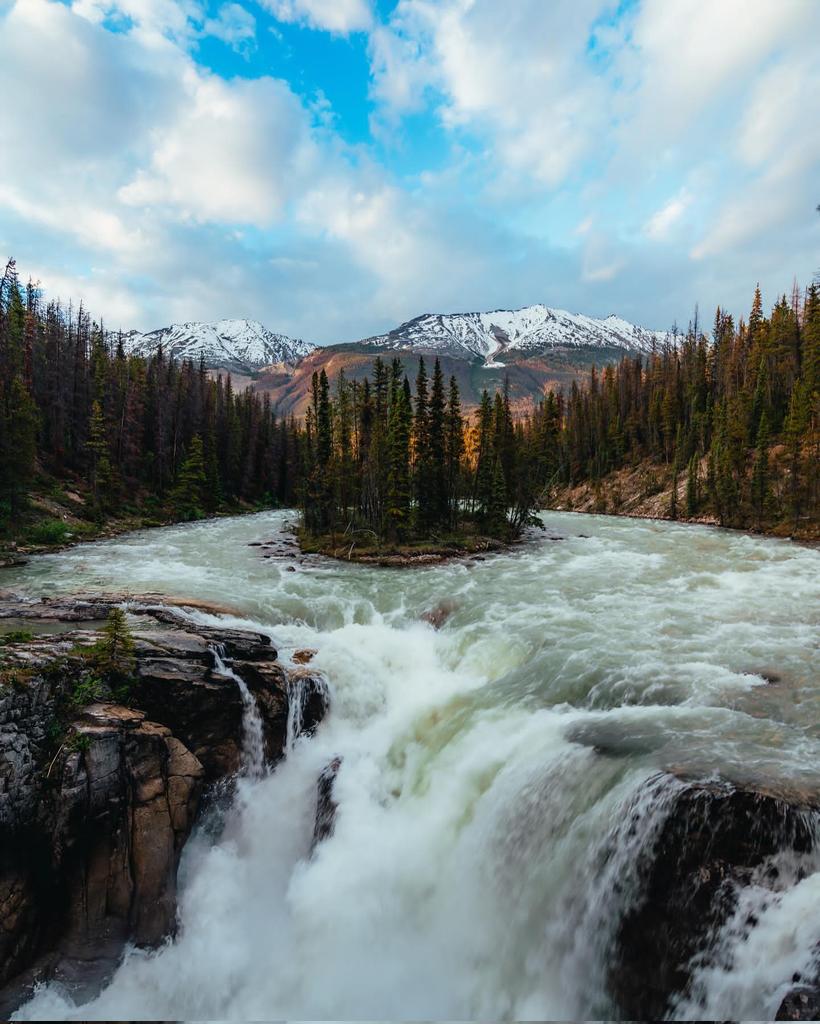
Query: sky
[[0, 0, 818, 344]]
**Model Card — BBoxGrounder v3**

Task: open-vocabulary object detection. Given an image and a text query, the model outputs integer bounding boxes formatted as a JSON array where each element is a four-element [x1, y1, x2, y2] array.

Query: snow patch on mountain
[[362, 304, 676, 363], [123, 319, 314, 375]]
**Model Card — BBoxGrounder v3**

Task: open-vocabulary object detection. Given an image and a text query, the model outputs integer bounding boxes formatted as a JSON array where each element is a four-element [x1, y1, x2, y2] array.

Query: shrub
[[0, 630, 34, 646], [66, 731, 91, 753], [69, 676, 104, 708], [26, 518, 70, 545]]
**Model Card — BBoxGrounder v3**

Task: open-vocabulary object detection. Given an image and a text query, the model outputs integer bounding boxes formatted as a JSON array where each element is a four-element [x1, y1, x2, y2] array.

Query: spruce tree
[[386, 379, 412, 540], [685, 453, 700, 517], [427, 358, 447, 530], [445, 375, 465, 529], [96, 607, 136, 683], [750, 411, 771, 530]]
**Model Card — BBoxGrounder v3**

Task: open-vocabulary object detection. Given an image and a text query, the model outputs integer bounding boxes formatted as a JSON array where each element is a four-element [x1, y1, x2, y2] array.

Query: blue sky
[[0, 0, 818, 343]]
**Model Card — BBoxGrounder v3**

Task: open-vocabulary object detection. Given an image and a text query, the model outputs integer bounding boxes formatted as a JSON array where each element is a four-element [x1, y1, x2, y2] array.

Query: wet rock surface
[[312, 756, 342, 849], [776, 983, 820, 1020], [610, 773, 820, 1020], [0, 595, 329, 1008]]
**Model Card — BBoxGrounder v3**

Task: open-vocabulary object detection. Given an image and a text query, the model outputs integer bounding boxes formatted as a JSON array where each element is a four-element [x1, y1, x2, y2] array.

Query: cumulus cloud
[[203, 3, 256, 53], [370, 0, 605, 186], [260, 0, 372, 34], [644, 192, 692, 241], [118, 73, 322, 224]]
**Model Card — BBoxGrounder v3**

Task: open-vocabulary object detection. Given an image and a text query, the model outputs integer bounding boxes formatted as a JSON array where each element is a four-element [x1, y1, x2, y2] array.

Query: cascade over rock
[[0, 598, 329, 1007]]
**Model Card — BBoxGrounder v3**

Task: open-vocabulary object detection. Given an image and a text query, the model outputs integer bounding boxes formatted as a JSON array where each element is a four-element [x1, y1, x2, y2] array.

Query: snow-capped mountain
[[123, 319, 314, 375], [362, 304, 675, 366]]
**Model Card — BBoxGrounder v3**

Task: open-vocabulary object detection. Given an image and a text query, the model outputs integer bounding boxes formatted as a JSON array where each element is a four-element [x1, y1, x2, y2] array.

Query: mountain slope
[[362, 304, 675, 366], [123, 319, 314, 375]]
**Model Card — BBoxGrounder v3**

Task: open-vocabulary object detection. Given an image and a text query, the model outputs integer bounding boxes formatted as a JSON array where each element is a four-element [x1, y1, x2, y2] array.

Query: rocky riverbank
[[0, 595, 328, 1011]]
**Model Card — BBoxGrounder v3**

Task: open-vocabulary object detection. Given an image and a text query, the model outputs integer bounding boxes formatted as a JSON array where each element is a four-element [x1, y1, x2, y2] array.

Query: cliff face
[[0, 603, 328, 1009]]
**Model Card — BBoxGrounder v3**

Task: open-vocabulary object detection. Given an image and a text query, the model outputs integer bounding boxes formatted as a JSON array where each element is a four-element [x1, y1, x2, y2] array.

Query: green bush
[[0, 630, 34, 646], [66, 731, 91, 753], [26, 518, 70, 545], [69, 676, 104, 708]]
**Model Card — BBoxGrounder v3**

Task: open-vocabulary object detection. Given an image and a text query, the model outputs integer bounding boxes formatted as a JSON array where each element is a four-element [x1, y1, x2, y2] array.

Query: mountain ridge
[[360, 303, 676, 366], [121, 304, 680, 414], [123, 318, 314, 376]]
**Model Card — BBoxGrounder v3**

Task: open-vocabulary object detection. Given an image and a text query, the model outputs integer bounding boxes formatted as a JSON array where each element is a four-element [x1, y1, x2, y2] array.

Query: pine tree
[[96, 607, 136, 683], [445, 375, 465, 529], [0, 378, 39, 518], [385, 379, 412, 540], [750, 410, 771, 530], [474, 391, 495, 523], [427, 358, 447, 530], [685, 453, 700, 517], [488, 455, 508, 536], [171, 435, 207, 520], [413, 357, 430, 527], [87, 399, 115, 512]]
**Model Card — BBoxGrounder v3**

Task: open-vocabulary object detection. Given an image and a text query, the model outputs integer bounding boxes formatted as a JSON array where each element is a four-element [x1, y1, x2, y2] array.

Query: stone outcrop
[[0, 600, 329, 1007], [610, 773, 819, 1019], [312, 756, 342, 850], [0, 698, 203, 1006]]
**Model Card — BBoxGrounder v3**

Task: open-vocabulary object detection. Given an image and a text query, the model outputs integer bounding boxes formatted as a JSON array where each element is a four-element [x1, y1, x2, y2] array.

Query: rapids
[[4, 510, 820, 1020]]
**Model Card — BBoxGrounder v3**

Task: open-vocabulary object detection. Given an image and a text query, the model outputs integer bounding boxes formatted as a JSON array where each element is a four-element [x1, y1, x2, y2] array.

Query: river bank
[[0, 470, 278, 568], [547, 456, 819, 543]]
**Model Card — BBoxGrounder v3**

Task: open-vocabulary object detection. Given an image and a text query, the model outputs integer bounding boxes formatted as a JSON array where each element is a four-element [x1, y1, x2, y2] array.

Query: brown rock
[[292, 648, 317, 665], [421, 599, 457, 630]]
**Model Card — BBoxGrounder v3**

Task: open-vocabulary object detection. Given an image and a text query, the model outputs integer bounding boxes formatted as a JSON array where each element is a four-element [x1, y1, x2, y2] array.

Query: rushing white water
[[4, 510, 820, 1020], [211, 646, 266, 779]]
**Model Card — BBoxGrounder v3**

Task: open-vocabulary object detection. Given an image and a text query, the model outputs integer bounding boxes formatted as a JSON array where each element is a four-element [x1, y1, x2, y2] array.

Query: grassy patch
[[0, 629, 34, 646], [68, 675, 105, 708]]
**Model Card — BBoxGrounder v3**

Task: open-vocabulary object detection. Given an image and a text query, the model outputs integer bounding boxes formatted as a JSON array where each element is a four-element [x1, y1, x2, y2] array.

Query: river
[[5, 510, 820, 1020]]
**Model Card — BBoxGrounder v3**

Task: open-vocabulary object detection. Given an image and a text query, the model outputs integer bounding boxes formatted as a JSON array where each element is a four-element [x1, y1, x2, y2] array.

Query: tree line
[[0, 259, 303, 527], [2, 256, 817, 544], [300, 355, 540, 544], [529, 283, 819, 531]]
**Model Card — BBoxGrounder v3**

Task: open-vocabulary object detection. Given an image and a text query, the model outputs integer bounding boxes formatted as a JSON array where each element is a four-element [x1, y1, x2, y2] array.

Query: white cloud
[[203, 3, 256, 52], [260, 0, 372, 34], [118, 71, 321, 224], [644, 191, 691, 240], [370, 0, 605, 187]]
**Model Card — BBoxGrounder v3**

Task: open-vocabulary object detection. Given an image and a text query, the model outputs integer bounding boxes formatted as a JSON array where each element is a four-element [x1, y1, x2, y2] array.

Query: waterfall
[[7, 509, 820, 1021], [212, 646, 265, 779], [286, 671, 330, 754]]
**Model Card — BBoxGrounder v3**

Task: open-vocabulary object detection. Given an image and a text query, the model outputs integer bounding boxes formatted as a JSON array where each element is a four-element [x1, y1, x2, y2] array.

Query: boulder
[[776, 985, 820, 1020], [421, 599, 457, 630], [610, 773, 819, 1019], [292, 648, 316, 665]]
